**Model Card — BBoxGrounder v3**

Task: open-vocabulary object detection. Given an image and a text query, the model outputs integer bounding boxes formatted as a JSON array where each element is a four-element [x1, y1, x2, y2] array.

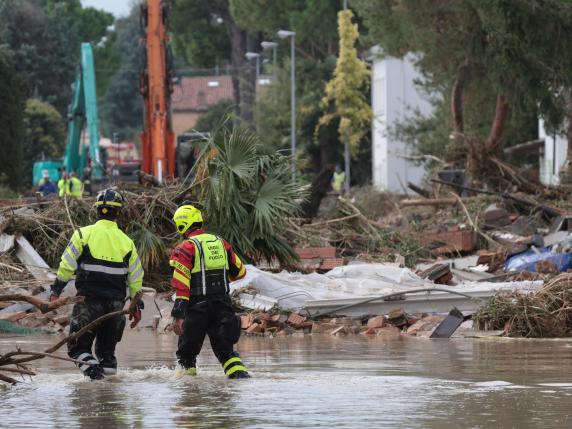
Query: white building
[[539, 119, 568, 186], [370, 51, 432, 193]]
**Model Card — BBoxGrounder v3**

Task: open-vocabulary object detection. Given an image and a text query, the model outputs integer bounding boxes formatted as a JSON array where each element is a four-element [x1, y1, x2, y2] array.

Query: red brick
[[362, 327, 378, 335], [419, 229, 476, 254], [295, 247, 337, 259], [406, 315, 445, 336], [366, 316, 386, 329], [376, 326, 401, 336], [246, 323, 262, 333], [311, 322, 340, 334], [241, 314, 253, 329], [319, 258, 345, 270], [255, 312, 271, 322], [287, 313, 306, 327]]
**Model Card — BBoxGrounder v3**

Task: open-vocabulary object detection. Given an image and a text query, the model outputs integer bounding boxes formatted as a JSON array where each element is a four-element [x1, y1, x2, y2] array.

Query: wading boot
[[176, 360, 197, 376], [223, 355, 250, 379], [85, 364, 105, 381], [228, 370, 251, 379]]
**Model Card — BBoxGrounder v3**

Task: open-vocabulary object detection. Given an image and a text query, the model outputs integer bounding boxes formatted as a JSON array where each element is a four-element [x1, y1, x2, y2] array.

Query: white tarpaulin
[[231, 264, 542, 315]]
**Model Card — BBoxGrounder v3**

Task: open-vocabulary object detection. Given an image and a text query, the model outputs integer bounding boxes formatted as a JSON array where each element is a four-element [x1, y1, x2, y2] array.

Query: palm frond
[[195, 124, 307, 265], [130, 226, 166, 269]]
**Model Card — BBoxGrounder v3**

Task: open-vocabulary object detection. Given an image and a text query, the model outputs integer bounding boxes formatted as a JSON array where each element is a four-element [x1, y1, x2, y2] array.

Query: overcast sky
[[81, 0, 133, 18]]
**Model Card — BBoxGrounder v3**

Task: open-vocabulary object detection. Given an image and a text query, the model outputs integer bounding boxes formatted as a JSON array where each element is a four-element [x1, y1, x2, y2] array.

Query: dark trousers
[[177, 295, 241, 368], [68, 297, 126, 374]]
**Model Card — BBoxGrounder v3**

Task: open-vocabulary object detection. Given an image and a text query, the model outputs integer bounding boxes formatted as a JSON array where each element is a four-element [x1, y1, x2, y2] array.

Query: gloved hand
[[173, 318, 185, 336], [129, 299, 144, 329], [49, 278, 67, 302]]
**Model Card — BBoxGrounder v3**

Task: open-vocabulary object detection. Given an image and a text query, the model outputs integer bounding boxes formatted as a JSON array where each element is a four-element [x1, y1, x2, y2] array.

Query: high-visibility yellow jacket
[[169, 230, 246, 301], [69, 176, 83, 198], [56, 219, 144, 299], [58, 179, 71, 197]]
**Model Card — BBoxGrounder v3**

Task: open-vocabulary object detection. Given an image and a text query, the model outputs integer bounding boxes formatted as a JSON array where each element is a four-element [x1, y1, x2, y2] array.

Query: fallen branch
[[400, 197, 470, 207], [449, 192, 497, 247], [0, 373, 18, 385], [45, 292, 142, 354], [1, 351, 98, 367], [0, 292, 142, 383], [0, 366, 36, 375], [307, 213, 361, 227], [0, 294, 84, 314]]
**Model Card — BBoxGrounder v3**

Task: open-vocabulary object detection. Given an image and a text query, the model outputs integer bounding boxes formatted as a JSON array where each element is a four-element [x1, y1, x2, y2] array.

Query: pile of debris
[[237, 308, 464, 338], [474, 273, 572, 337], [285, 196, 429, 267]]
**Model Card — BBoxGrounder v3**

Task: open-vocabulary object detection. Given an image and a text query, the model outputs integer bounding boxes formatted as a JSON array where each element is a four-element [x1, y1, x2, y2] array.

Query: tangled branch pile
[[474, 273, 572, 337], [0, 127, 307, 290], [1, 187, 183, 268], [287, 197, 429, 267], [0, 293, 141, 384]]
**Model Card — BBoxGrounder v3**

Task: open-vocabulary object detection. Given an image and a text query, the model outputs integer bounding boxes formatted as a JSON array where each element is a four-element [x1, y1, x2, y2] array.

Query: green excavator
[[33, 43, 103, 185]]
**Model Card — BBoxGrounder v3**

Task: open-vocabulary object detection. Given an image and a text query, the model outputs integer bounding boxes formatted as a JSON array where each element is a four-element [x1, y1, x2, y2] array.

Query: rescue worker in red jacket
[[170, 204, 250, 379]]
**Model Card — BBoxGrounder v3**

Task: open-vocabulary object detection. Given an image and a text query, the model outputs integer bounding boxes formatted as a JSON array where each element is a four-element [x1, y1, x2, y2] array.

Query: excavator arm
[[140, 0, 175, 183], [64, 43, 103, 180]]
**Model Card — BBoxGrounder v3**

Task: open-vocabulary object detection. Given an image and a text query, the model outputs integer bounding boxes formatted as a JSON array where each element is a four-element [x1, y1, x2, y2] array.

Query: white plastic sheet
[[231, 264, 542, 313]]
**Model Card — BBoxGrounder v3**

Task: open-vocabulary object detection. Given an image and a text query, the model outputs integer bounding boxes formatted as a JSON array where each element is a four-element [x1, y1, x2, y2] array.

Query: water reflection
[[1, 332, 571, 428]]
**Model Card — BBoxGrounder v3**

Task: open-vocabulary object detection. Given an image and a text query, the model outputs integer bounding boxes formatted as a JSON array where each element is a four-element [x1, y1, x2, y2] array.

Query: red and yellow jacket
[[169, 229, 246, 302]]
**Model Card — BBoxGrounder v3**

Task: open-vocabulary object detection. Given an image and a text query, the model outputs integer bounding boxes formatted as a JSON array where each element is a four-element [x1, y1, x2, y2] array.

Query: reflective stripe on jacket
[[56, 219, 144, 299], [169, 230, 246, 301]]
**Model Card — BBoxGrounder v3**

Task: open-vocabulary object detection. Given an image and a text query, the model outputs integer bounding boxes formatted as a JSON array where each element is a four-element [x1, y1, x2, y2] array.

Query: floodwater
[[1, 331, 572, 429]]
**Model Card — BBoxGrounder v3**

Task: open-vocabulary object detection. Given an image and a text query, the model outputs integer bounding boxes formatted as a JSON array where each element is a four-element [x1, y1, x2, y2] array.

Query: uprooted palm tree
[[192, 125, 307, 267]]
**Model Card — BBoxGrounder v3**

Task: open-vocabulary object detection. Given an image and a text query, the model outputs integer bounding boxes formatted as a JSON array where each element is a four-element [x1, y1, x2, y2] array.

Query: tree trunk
[[567, 100, 572, 158], [451, 62, 471, 133], [466, 94, 509, 180], [485, 95, 509, 151], [445, 62, 471, 165], [222, 12, 258, 125]]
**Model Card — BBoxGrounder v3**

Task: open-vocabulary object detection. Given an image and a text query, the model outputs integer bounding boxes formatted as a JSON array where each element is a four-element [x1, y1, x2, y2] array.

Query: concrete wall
[[371, 54, 432, 193], [539, 119, 568, 186]]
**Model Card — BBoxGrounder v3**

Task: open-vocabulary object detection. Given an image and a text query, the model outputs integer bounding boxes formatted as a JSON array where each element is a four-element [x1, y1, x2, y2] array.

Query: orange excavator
[[139, 0, 175, 183]]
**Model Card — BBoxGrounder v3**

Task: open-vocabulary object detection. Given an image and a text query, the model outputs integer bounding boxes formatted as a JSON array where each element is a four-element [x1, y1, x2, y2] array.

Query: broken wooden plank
[[400, 198, 471, 207]]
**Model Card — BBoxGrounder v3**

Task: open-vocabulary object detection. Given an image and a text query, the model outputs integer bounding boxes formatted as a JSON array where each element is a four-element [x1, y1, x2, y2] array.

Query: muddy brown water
[[1, 331, 572, 428]]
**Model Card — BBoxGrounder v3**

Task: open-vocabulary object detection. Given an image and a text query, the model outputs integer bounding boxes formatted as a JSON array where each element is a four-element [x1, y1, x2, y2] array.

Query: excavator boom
[[140, 0, 175, 182], [65, 43, 102, 180]]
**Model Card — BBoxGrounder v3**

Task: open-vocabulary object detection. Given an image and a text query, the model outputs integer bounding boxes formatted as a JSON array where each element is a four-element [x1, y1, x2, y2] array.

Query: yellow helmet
[[173, 204, 203, 234]]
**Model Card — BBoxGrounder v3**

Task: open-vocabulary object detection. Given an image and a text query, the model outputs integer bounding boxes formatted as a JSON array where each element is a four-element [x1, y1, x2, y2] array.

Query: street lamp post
[[261, 41, 278, 81], [277, 30, 296, 181], [245, 52, 261, 131], [245, 52, 260, 81], [343, 0, 350, 194]]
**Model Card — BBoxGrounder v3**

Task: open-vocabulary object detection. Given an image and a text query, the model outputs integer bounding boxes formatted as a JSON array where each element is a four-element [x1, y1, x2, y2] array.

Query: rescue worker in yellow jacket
[[170, 204, 250, 379], [49, 188, 144, 380], [58, 172, 71, 197], [69, 172, 83, 198]]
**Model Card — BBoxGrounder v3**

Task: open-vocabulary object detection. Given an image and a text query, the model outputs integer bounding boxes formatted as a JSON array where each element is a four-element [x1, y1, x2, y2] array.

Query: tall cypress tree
[[0, 49, 24, 190]]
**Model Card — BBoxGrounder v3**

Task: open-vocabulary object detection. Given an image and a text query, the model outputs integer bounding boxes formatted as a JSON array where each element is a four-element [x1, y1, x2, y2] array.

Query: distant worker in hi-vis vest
[[170, 204, 250, 379], [50, 188, 144, 380]]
